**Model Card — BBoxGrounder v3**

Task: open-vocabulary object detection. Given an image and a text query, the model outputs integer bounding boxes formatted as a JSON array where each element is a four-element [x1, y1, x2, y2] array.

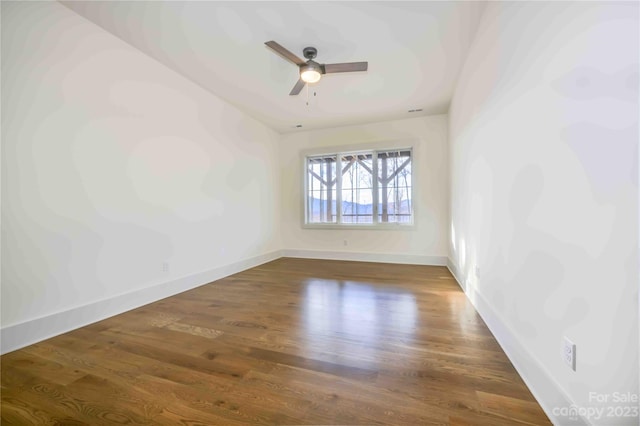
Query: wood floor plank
[[247, 347, 379, 381], [476, 390, 550, 425], [1, 258, 550, 425], [1, 388, 73, 425]]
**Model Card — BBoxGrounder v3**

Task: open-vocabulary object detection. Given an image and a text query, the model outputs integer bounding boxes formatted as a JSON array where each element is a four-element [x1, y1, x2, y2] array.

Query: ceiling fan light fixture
[[300, 64, 322, 83]]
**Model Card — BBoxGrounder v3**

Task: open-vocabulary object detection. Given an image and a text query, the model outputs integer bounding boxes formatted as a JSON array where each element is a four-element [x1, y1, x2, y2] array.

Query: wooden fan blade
[[323, 62, 368, 74], [289, 78, 306, 96], [265, 41, 306, 66]]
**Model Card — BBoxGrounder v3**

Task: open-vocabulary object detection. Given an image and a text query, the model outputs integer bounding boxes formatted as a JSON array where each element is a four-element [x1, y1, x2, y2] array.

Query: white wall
[[1, 1, 281, 351], [280, 116, 448, 264], [449, 2, 638, 425]]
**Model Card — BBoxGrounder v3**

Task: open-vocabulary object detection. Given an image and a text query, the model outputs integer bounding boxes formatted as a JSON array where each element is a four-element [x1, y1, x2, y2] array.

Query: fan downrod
[[303, 47, 317, 60]]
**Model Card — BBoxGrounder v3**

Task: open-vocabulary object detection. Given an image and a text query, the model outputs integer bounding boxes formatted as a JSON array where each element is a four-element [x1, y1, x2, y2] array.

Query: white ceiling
[[60, 1, 486, 133]]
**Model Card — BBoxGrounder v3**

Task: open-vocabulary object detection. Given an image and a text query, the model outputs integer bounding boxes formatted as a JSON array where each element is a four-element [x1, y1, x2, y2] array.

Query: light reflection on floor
[[301, 279, 417, 364]]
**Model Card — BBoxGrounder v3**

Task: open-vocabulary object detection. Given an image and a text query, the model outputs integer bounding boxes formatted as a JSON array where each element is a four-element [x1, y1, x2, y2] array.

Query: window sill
[[302, 223, 415, 231]]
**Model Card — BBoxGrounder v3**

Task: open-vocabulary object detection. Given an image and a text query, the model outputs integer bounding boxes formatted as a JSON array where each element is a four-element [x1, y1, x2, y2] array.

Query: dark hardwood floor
[[1, 258, 551, 425]]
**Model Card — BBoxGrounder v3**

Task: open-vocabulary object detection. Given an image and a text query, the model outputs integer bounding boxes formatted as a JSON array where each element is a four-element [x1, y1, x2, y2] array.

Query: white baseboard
[[0, 250, 282, 355], [446, 258, 589, 426], [282, 249, 447, 266]]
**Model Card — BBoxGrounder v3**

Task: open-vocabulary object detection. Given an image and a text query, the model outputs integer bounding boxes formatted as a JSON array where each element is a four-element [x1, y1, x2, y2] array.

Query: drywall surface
[[1, 1, 281, 334], [449, 2, 638, 424], [280, 116, 448, 263]]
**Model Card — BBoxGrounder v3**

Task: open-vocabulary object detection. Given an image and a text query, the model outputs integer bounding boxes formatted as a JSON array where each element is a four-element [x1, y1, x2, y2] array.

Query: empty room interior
[[1, 1, 638, 425]]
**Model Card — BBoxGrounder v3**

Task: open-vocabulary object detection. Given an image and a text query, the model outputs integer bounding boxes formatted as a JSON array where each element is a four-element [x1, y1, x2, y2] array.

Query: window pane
[[377, 150, 412, 223], [307, 155, 337, 223], [341, 153, 373, 223]]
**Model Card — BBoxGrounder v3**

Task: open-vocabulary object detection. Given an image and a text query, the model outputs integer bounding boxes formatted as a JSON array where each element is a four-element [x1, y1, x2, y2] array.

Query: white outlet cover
[[563, 336, 576, 371]]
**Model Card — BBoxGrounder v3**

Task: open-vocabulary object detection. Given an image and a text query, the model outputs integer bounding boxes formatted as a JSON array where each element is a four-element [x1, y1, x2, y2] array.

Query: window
[[305, 148, 413, 226]]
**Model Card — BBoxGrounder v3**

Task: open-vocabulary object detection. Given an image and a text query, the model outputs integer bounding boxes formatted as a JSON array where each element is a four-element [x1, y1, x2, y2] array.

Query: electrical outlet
[[162, 261, 169, 273], [475, 265, 480, 278], [343, 239, 348, 246], [563, 336, 576, 371]]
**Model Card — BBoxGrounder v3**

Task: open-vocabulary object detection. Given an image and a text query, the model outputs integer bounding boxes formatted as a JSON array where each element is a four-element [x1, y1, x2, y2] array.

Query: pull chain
[[305, 86, 317, 107]]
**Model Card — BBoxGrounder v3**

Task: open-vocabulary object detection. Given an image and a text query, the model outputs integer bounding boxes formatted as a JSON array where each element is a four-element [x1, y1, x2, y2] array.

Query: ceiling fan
[[265, 41, 368, 96]]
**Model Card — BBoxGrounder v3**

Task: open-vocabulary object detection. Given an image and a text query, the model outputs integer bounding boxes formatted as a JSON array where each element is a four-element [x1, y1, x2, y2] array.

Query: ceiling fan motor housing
[[303, 47, 317, 60]]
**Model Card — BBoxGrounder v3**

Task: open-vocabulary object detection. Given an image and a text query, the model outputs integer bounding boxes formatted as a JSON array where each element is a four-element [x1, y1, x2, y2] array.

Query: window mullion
[[372, 151, 378, 224], [336, 155, 342, 224]]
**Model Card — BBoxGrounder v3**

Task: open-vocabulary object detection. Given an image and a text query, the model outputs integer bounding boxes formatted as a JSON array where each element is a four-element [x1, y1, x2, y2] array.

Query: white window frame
[[302, 143, 415, 230]]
